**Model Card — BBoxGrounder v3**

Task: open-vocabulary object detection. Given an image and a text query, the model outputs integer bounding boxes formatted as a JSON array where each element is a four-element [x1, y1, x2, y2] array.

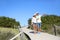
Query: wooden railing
[[10, 32, 22, 40], [53, 24, 60, 36]]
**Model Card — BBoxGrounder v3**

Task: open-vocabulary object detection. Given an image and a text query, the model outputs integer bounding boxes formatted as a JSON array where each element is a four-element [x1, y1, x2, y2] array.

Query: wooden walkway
[[20, 27, 60, 40]]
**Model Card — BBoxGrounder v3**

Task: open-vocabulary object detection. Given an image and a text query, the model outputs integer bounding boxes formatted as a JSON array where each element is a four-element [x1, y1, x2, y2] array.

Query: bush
[[0, 27, 19, 40], [57, 29, 60, 35], [0, 16, 20, 28], [0, 31, 16, 40]]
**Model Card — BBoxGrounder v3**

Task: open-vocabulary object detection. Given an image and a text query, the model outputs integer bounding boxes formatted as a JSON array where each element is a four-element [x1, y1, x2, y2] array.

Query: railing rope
[[10, 32, 22, 40], [53, 24, 60, 36]]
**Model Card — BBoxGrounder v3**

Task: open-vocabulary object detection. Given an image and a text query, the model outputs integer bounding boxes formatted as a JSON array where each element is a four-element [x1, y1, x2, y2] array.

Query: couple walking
[[31, 12, 42, 34]]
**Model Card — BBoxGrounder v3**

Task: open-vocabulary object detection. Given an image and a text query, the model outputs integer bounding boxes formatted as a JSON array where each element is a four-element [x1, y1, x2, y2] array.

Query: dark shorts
[[33, 23, 37, 25], [37, 23, 41, 28]]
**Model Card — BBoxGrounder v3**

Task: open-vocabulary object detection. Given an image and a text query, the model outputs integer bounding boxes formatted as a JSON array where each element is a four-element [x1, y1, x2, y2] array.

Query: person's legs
[[33, 23, 37, 33], [37, 23, 41, 32]]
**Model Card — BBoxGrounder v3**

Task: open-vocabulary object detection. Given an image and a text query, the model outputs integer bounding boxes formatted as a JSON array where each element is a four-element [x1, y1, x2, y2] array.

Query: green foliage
[[41, 15, 60, 33], [0, 27, 19, 40], [0, 31, 16, 40], [41, 15, 60, 25], [28, 18, 33, 29], [57, 29, 60, 34], [0, 16, 20, 28], [28, 18, 32, 25]]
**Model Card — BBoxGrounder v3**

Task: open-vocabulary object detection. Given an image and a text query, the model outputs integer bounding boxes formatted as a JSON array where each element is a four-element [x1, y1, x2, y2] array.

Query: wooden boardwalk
[[20, 27, 60, 40]]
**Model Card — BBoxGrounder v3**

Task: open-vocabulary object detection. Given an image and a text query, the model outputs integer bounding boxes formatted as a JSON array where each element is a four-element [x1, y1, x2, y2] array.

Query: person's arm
[[42, 14, 47, 17], [31, 18, 33, 25], [31, 21, 33, 25]]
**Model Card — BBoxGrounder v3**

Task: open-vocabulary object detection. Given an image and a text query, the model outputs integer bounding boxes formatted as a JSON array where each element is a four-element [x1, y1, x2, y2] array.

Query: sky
[[0, 0, 60, 26]]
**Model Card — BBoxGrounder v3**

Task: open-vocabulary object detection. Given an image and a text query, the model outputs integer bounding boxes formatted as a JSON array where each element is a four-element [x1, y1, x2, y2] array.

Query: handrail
[[10, 32, 22, 40], [54, 24, 60, 28], [53, 24, 60, 36]]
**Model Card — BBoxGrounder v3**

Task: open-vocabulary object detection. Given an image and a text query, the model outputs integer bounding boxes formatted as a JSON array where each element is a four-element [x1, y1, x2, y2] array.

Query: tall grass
[[0, 27, 20, 40]]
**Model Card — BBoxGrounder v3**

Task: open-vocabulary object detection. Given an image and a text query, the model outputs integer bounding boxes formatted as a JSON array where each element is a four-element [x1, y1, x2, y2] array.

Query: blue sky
[[0, 0, 60, 26]]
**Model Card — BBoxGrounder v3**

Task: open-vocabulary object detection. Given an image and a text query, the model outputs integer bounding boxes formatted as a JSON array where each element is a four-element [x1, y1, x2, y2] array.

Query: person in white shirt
[[36, 13, 42, 33], [31, 15, 37, 33]]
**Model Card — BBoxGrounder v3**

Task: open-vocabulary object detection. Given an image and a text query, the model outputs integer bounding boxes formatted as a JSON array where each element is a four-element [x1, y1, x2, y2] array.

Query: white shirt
[[36, 15, 42, 23], [32, 17, 37, 23]]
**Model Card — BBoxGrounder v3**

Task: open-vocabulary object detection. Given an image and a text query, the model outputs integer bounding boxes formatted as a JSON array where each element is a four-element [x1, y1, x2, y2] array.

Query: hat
[[34, 13, 36, 15], [34, 12, 39, 15]]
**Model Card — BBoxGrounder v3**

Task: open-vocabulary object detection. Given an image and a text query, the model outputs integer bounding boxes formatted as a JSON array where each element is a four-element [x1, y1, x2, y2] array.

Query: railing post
[[53, 24, 57, 36], [18, 26, 21, 40]]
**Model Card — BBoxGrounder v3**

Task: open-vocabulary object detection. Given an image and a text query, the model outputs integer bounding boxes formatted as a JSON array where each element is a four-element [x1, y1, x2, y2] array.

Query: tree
[[0, 16, 20, 28], [28, 18, 31, 25], [28, 18, 33, 29]]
